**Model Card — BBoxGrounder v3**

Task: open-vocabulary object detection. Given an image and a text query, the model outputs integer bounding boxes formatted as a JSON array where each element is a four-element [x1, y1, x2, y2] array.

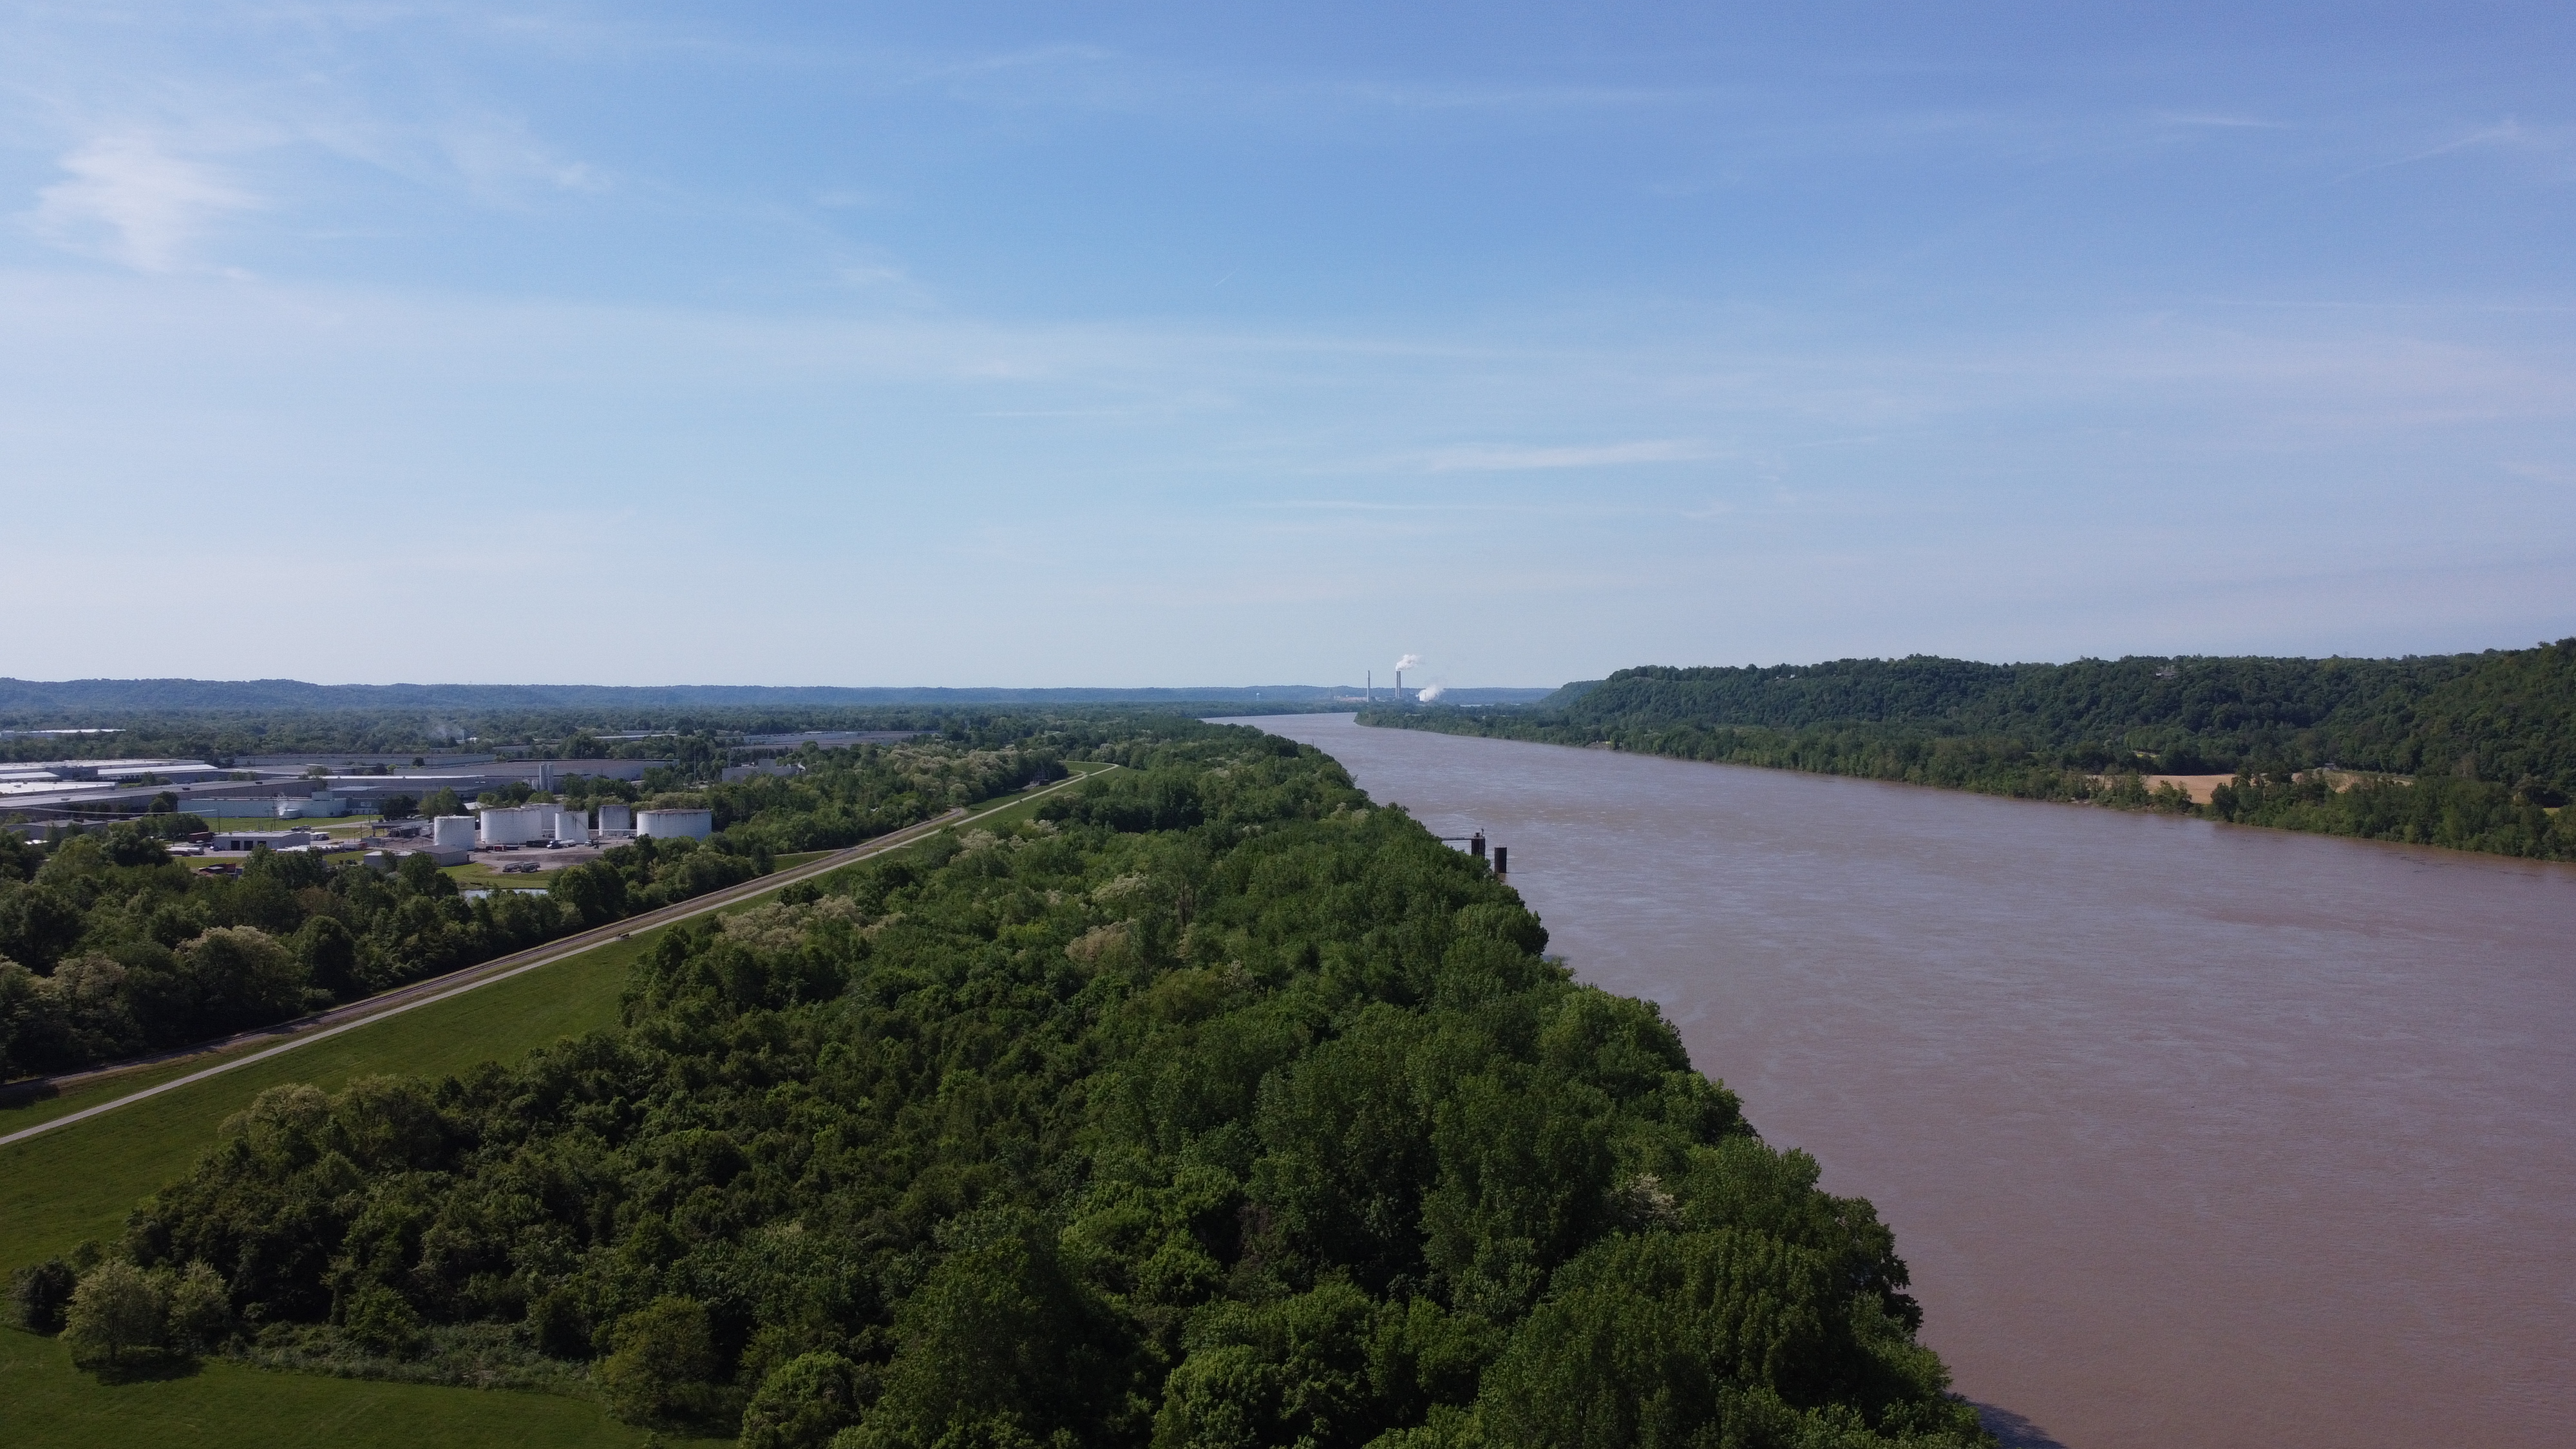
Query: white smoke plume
[[1417, 685, 1446, 703], [1394, 653, 1422, 672]]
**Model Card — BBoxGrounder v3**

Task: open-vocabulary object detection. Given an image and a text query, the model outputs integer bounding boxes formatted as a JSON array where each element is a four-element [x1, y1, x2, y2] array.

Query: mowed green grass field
[[0, 1332, 692, 1449], [0, 932, 652, 1271], [0, 931, 684, 1448], [0, 773, 1104, 1448]]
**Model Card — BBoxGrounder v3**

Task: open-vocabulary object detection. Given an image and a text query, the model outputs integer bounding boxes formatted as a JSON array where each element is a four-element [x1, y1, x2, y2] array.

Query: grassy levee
[[3, 1048, 267, 1134], [0, 769, 1108, 1449]]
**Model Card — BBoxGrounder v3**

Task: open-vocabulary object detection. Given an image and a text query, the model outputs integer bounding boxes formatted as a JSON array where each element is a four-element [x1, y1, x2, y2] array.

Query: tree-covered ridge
[[1536, 643, 2576, 785], [1372, 641, 2576, 860], [0, 736, 1063, 1081], [39, 724, 1991, 1449]]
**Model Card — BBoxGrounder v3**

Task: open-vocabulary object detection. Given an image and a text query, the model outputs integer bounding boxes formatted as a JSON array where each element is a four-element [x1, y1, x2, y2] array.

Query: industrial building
[[205, 829, 315, 852], [0, 756, 666, 830], [273, 792, 350, 819]]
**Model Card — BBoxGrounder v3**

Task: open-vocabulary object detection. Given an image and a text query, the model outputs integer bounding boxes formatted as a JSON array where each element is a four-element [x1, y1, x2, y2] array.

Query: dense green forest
[[9, 723, 1990, 1449], [1367, 641, 2576, 860], [0, 737, 1063, 1081]]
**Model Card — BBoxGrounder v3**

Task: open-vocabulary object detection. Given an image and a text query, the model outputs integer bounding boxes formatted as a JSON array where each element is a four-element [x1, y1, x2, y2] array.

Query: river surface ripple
[[1217, 714, 2576, 1449]]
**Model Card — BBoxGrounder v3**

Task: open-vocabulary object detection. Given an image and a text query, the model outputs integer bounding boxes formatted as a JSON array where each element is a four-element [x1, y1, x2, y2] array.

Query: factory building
[[208, 829, 315, 852], [637, 808, 714, 841], [274, 792, 350, 819], [193, 799, 305, 819]]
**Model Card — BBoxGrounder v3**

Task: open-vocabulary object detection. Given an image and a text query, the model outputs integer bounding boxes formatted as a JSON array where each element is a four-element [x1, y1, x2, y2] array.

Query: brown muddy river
[[1218, 714, 2576, 1449]]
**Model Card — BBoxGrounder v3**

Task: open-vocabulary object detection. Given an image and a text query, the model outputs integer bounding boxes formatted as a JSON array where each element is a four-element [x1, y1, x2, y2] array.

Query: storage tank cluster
[[475, 802, 592, 848], [636, 808, 713, 841]]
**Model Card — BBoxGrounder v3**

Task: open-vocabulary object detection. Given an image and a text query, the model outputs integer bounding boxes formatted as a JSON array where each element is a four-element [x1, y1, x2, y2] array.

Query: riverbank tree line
[[1366, 641, 2576, 860], [8, 723, 1993, 1448], [0, 735, 1070, 1082]]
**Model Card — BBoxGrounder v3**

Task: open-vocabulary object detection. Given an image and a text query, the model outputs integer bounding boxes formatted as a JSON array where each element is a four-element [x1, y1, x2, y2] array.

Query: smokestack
[[1394, 653, 1421, 701]]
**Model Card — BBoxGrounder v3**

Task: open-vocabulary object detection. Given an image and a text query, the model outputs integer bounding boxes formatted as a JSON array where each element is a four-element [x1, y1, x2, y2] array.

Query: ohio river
[[1219, 714, 2576, 1449]]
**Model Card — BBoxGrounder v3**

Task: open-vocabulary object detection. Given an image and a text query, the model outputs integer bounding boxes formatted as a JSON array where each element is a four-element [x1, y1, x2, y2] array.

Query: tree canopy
[[52, 722, 1989, 1448]]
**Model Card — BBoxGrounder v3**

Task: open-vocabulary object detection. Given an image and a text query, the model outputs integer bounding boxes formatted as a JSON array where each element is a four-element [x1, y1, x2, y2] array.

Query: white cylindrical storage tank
[[552, 806, 588, 844], [636, 808, 713, 841], [478, 804, 536, 848], [597, 803, 632, 834], [431, 815, 477, 851]]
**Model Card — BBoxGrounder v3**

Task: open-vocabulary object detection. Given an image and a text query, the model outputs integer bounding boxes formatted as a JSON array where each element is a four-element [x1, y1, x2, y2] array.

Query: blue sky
[[3, 3, 2570, 688]]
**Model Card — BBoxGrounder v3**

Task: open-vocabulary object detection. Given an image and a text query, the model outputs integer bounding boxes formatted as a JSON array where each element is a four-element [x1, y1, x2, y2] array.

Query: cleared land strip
[[1, 767, 1106, 1149]]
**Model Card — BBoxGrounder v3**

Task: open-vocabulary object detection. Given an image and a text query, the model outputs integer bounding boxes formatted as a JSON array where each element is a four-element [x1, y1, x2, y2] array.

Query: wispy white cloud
[[1251, 499, 1600, 513], [2338, 119, 2570, 181], [2151, 111, 2289, 131], [26, 133, 259, 272], [2499, 460, 2576, 488], [437, 113, 611, 201], [1417, 439, 1710, 472]]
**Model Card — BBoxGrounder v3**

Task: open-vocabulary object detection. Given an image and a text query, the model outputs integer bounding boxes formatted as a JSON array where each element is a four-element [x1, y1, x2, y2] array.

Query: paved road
[[0, 767, 1106, 1148]]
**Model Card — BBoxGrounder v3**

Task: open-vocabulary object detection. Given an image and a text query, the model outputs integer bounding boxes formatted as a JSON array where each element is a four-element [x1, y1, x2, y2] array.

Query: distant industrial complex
[[0, 753, 655, 818], [0, 753, 719, 866], [0, 726, 931, 859]]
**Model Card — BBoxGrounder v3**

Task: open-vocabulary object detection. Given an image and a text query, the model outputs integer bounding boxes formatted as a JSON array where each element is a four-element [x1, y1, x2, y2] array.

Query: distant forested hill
[[0, 680, 1553, 718], [0, 679, 1334, 716], [1367, 641, 2576, 860], [0, 681, 1550, 763]]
